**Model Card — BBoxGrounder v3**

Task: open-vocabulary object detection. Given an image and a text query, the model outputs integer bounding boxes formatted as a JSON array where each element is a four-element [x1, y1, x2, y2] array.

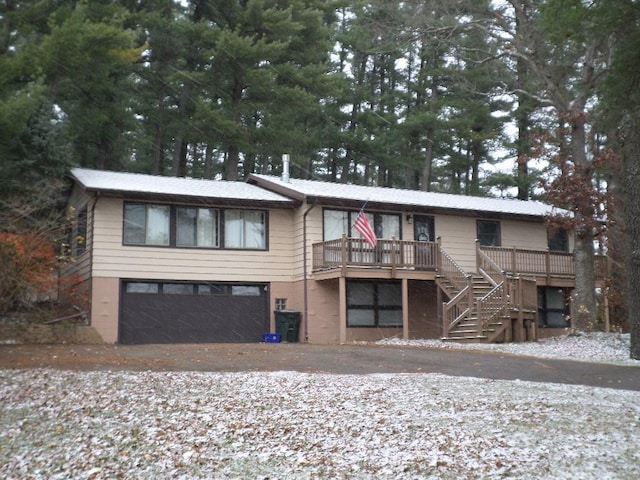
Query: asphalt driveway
[[0, 342, 638, 391]]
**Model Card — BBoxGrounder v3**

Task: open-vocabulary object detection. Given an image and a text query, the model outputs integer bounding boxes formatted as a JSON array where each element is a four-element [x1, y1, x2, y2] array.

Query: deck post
[[402, 278, 409, 340], [546, 248, 551, 284], [511, 246, 517, 275], [339, 276, 347, 344], [436, 236, 442, 271], [340, 234, 348, 277]]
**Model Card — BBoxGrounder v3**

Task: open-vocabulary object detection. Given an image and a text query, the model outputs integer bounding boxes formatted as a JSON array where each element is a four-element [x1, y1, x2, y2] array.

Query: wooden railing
[[479, 245, 609, 281], [312, 236, 439, 272]]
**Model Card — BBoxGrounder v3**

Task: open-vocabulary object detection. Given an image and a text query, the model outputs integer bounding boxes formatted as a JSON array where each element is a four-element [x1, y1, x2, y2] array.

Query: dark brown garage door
[[119, 281, 269, 344]]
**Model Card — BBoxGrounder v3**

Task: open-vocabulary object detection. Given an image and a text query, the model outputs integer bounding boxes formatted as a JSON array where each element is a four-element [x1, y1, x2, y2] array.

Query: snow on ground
[[1, 334, 639, 480], [374, 332, 640, 366]]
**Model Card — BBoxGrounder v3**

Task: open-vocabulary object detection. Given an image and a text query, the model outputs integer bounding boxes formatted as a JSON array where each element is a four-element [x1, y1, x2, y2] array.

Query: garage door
[[119, 281, 269, 344]]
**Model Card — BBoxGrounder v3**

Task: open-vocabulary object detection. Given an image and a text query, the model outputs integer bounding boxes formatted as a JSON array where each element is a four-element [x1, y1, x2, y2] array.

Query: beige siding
[[91, 197, 296, 282], [61, 186, 93, 281]]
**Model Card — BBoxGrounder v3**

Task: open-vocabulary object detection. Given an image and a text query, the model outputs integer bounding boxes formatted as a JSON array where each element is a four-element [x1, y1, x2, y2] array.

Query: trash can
[[274, 310, 301, 343]]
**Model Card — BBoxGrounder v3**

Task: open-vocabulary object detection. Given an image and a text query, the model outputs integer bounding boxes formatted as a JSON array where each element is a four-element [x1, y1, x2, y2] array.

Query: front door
[[414, 215, 435, 268]]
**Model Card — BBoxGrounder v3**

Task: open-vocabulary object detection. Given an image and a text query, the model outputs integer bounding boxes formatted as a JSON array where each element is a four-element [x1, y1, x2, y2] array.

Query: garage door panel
[[120, 282, 268, 344]]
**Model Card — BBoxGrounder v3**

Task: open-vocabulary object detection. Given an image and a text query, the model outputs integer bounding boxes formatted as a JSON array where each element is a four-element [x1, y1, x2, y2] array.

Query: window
[[224, 210, 266, 249], [477, 220, 501, 247], [275, 298, 287, 310], [346, 281, 402, 327], [323, 209, 401, 241], [75, 207, 87, 255], [177, 207, 218, 247], [124, 203, 170, 246], [548, 228, 569, 252], [123, 203, 266, 250], [125, 282, 159, 294], [538, 288, 569, 328]]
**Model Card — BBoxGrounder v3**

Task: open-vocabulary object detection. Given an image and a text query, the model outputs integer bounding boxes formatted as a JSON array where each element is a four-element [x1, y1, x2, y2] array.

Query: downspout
[[302, 202, 316, 342]]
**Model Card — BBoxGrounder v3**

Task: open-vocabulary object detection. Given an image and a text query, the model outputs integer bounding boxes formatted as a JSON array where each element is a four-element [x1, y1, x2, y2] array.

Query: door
[[414, 215, 435, 268], [119, 281, 269, 344]]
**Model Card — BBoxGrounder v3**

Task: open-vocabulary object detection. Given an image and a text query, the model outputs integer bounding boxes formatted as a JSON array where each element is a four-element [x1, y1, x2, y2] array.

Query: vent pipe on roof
[[282, 154, 290, 183]]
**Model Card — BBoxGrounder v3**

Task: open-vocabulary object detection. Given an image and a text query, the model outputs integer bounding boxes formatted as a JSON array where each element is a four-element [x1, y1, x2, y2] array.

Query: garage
[[119, 280, 269, 344]]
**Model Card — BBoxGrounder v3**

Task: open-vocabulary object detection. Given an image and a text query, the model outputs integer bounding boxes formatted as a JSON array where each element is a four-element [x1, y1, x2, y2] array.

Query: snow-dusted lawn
[[1, 334, 639, 480]]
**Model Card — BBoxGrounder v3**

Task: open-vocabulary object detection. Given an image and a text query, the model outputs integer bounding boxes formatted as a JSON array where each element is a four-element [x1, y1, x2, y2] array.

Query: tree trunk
[[621, 113, 640, 359], [570, 113, 597, 330]]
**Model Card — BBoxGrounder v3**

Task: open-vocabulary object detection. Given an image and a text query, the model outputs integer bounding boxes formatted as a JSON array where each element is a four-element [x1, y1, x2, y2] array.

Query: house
[[65, 167, 609, 345]]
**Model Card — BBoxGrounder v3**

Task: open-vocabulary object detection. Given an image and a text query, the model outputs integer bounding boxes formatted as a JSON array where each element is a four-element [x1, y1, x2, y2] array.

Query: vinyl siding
[[62, 186, 93, 281], [91, 197, 296, 282]]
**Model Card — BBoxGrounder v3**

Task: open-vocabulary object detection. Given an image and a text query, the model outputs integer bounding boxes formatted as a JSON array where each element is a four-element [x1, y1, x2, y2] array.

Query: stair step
[[442, 336, 489, 343]]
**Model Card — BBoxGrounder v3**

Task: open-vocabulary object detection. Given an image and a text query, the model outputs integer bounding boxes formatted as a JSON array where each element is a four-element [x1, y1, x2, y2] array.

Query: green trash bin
[[274, 310, 301, 343]]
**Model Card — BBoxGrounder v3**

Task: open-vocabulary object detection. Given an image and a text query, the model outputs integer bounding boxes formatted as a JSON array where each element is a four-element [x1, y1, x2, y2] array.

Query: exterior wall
[[90, 277, 119, 343], [434, 215, 552, 272], [306, 278, 341, 344], [62, 185, 94, 282], [408, 280, 440, 339], [91, 197, 296, 282]]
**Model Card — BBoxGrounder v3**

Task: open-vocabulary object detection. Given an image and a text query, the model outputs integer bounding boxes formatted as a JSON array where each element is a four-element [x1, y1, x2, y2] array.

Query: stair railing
[[443, 276, 473, 337]]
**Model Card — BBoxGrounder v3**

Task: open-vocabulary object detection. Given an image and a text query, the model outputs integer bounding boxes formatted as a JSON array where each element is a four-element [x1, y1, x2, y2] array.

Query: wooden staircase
[[437, 274, 510, 342], [437, 244, 539, 343]]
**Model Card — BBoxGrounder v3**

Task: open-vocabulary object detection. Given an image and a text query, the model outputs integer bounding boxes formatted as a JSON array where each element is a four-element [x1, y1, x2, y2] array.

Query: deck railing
[[312, 236, 439, 272], [312, 238, 609, 283], [479, 245, 609, 281]]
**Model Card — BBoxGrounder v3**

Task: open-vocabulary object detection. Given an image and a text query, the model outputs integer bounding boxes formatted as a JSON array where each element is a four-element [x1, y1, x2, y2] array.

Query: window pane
[[146, 205, 170, 245], [546, 311, 569, 328], [347, 282, 374, 305], [232, 285, 261, 296], [177, 207, 197, 246], [378, 283, 402, 306], [378, 214, 400, 239], [126, 282, 158, 294], [347, 309, 375, 326], [197, 208, 217, 247], [546, 289, 566, 309], [477, 220, 501, 247], [124, 204, 146, 244], [164, 283, 193, 295], [244, 211, 265, 249], [324, 210, 349, 240], [224, 210, 244, 248], [378, 310, 402, 326], [548, 229, 569, 252]]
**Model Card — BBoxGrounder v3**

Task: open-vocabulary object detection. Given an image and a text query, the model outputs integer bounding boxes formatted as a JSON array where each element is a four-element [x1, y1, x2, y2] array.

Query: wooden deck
[[312, 237, 608, 284]]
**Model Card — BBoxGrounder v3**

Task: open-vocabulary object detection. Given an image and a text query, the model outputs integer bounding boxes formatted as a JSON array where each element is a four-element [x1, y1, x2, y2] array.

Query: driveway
[[1, 342, 638, 391]]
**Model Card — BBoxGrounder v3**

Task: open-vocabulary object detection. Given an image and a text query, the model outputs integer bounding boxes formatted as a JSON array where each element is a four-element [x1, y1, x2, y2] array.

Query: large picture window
[[347, 280, 403, 327], [323, 209, 400, 241], [123, 203, 266, 250]]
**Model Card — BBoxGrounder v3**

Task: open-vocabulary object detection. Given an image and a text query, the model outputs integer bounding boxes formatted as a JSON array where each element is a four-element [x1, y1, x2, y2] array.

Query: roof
[[248, 174, 566, 219], [70, 168, 297, 207]]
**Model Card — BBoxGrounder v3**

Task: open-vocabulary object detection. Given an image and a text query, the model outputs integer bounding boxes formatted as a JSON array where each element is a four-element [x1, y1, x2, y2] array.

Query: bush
[[0, 232, 57, 312]]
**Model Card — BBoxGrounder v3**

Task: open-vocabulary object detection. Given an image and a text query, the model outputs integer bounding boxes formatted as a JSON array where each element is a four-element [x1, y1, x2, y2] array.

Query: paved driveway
[[1, 343, 638, 391]]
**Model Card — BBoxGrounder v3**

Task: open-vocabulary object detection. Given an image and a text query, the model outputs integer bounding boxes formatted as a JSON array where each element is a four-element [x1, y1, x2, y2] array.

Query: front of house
[[66, 168, 608, 345]]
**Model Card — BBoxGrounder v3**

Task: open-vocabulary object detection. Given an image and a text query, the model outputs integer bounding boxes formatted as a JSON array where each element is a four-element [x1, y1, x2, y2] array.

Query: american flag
[[354, 211, 377, 248]]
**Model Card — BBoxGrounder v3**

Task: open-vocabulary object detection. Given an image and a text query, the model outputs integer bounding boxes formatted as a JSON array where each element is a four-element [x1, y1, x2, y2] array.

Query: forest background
[[0, 0, 639, 358]]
